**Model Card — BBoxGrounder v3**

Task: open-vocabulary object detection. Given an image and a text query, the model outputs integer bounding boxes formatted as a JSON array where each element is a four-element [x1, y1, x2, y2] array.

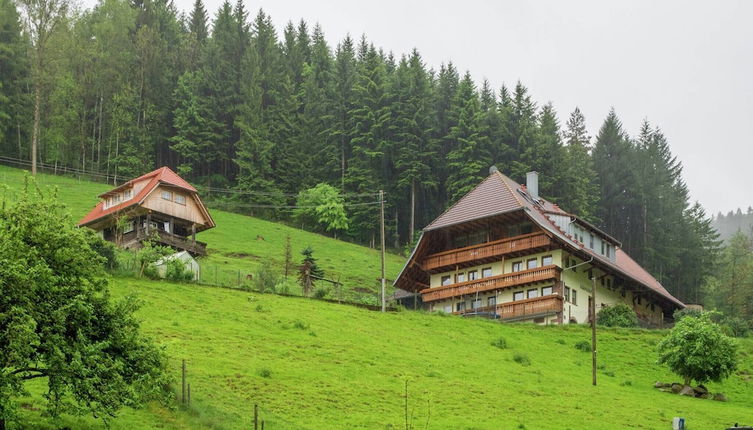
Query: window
[[564, 286, 571, 302], [456, 272, 466, 283], [533, 317, 546, 324], [571, 289, 578, 305], [527, 288, 539, 299], [650, 303, 655, 311], [587, 269, 593, 280], [161, 190, 172, 200], [443, 305, 452, 313], [512, 261, 523, 272], [487, 296, 496, 307], [456, 302, 466, 312], [513, 291, 525, 301], [607, 278, 612, 289], [589, 233, 594, 249], [123, 189, 133, 200], [175, 194, 186, 205], [468, 270, 478, 281], [441, 275, 452, 286], [542, 255, 553, 266], [601, 242, 605, 255], [527, 258, 538, 270], [481, 267, 492, 278], [541, 286, 553, 296], [606, 245, 612, 259], [636, 297, 642, 305], [123, 221, 135, 234], [471, 299, 482, 309]]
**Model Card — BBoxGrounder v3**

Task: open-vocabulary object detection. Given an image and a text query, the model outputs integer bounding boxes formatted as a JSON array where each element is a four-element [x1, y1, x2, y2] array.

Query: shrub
[[83, 229, 118, 270], [313, 287, 328, 299], [143, 263, 160, 280], [597, 304, 639, 328], [292, 320, 309, 330], [512, 353, 531, 366], [672, 307, 703, 321], [556, 339, 566, 345], [257, 368, 272, 378], [574, 340, 592, 352], [254, 265, 280, 293], [165, 259, 194, 282], [657, 314, 738, 386], [491, 337, 508, 349], [721, 317, 750, 338]]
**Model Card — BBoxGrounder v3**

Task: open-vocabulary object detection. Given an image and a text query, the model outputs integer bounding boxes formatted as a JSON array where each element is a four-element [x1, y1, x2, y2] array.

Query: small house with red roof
[[394, 168, 684, 326], [78, 167, 215, 256]]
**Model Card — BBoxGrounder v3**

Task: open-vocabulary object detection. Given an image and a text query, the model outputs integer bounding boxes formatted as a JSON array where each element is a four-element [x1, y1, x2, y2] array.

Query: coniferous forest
[[0, 0, 723, 304]]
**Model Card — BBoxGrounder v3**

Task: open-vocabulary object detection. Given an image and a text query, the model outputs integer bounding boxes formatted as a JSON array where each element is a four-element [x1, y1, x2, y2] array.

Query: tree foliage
[[597, 303, 638, 328], [293, 183, 349, 234], [657, 314, 737, 386], [0, 179, 168, 428]]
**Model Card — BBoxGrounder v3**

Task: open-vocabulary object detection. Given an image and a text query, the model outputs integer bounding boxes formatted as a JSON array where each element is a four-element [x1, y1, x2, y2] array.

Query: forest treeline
[[0, 0, 722, 303], [713, 209, 753, 242]]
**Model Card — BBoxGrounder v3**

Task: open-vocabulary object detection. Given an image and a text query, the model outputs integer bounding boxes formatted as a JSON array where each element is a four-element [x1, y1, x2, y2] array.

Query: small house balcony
[[454, 294, 564, 321], [420, 265, 561, 302], [422, 232, 554, 273], [120, 227, 207, 256]]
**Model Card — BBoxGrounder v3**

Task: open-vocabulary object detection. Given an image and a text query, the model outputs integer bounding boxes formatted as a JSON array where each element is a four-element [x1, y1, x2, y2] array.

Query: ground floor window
[[443, 305, 452, 313], [471, 299, 482, 309], [456, 302, 466, 312], [488, 296, 496, 307], [513, 291, 524, 301]]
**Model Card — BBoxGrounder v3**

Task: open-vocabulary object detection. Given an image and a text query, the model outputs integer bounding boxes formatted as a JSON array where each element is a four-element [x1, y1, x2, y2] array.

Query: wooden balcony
[[420, 265, 561, 302], [452, 294, 563, 321], [121, 228, 207, 256], [422, 232, 553, 273], [499, 295, 563, 321]]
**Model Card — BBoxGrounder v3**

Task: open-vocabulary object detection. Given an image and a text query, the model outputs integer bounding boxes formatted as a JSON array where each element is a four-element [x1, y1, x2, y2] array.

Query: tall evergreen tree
[[560, 107, 599, 221], [0, 0, 29, 159]]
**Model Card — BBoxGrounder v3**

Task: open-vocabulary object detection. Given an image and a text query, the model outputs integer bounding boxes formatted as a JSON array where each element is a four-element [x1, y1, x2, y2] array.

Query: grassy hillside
[[14, 277, 753, 429], [0, 165, 404, 298]]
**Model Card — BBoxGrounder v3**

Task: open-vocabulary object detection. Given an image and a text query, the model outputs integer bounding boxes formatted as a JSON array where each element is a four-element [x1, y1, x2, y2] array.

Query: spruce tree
[[560, 107, 599, 221]]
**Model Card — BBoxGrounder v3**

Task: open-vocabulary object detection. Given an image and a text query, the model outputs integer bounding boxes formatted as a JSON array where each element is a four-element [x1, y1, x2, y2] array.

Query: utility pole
[[591, 276, 597, 386], [380, 190, 386, 312]]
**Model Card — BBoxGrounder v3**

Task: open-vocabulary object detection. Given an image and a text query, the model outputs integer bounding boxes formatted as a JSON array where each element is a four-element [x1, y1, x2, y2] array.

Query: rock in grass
[[679, 385, 695, 396], [713, 393, 728, 402]]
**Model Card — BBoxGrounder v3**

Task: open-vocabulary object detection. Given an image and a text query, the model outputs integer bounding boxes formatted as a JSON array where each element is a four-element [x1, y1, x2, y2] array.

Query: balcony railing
[[121, 228, 207, 256], [499, 295, 563, 320], [452, 294, 563, 321], [420, 265, 561, 302], [422, 232, 553, 272]]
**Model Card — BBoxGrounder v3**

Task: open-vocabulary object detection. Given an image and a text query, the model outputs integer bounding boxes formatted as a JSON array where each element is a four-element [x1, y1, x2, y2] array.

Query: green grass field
[[3, 165, 753, 429], [14, 277, 753, 429]]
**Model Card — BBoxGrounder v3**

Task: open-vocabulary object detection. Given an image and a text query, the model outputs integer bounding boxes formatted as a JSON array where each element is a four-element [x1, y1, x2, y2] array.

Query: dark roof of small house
[[395, 170, 684, 309]]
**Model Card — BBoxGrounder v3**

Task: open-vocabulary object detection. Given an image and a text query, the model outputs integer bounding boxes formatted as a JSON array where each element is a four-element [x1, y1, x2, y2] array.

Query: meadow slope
[[18, 277, 753, 429], [0, 165, 404, 297]]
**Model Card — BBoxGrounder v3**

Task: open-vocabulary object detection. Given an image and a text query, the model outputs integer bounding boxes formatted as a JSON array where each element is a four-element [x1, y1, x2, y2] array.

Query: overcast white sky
[[94, 0, 753, 215]]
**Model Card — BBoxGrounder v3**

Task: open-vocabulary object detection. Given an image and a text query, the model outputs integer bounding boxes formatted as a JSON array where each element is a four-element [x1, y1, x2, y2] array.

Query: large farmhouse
[[79, 167, 215, 255], [394, 169, 684, 325]]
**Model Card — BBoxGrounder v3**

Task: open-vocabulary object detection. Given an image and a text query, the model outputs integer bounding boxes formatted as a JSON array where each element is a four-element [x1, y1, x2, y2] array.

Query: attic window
[[161, 190, 172, 201], [123, 189, 133, 200], [175, 194, 186, 205]]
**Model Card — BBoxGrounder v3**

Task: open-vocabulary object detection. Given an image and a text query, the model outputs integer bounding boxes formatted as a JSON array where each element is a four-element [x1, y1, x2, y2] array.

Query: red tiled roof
[[78, 167, 199, 227], [396, 170, 685, 308]]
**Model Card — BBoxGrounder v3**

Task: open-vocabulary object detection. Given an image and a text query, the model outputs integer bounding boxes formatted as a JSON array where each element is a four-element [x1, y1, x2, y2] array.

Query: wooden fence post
[[187, 383, 191, 405], [254, 404, 258, 430], [181, 359, 186, 404]]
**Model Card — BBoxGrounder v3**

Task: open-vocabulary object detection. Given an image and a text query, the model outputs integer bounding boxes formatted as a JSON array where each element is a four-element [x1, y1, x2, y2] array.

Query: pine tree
[[508, 81, 538, 181], [560, 107, 599, 221], [186, 0, 208, 69], [0, 0, 29, 159], [445, 72, 491, 203], [522, 102, 565, 200]]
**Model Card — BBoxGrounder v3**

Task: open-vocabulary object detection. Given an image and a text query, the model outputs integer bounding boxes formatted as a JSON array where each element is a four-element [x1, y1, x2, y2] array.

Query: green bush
[[673, 307, 703, 321], [313, 287, 328, 299], [257, 368, 272, 378], [83, 229, 118, 270], [597, 304, 638, 328], [513, 352, 531, 366], [657, 313, 738, 386], [143, 263, 160, 280], [491, 337, 508, 349], [254, 265, 280, 293], [574, 340, 592, 352], [165, 259, 194, 282], [721, 316, 750, 338]]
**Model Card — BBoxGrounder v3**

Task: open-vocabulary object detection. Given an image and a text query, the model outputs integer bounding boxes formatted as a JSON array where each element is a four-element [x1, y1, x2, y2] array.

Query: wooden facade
[[79, 167, 215, 256]]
